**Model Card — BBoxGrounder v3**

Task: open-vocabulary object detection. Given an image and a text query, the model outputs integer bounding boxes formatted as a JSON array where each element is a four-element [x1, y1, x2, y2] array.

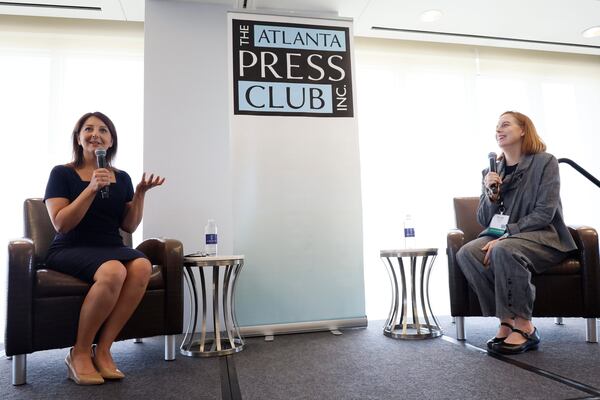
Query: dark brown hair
[[69, 111, 118, 168]]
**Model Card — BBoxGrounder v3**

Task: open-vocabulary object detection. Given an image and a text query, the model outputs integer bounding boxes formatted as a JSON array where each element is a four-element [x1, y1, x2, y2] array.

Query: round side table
[[181, 255, 245, 357], [380, 248, 442, 339]]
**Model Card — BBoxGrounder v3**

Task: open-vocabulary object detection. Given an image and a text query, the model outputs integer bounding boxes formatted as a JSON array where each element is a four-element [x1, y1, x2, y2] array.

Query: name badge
[[488, 214, 510, 236]]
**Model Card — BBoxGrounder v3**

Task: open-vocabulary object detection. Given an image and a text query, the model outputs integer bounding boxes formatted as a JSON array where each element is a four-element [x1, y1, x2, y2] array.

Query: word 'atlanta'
[[256, 28, 343, 49]]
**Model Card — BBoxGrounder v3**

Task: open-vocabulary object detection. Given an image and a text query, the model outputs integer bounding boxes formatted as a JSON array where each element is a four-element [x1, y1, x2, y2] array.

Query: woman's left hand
[[136, 172, 165, 195], [482, 239, 500, 265]]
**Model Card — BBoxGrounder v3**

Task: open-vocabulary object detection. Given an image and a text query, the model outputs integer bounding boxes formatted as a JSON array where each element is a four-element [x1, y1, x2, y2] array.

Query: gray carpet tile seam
[[437, 315, 600, 390], [440, 334, 600, 397]]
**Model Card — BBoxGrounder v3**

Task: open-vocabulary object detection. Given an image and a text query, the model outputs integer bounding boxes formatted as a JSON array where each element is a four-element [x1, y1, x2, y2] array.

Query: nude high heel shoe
[[92, 344, 125, 380], [65, 348, 105, 385]]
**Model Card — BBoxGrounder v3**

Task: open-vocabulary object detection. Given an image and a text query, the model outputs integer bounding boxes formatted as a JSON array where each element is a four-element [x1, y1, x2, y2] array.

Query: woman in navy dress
[[44, 111, 165, 385]]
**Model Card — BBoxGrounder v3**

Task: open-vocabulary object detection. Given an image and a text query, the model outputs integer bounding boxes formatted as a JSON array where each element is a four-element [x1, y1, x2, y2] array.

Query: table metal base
[[380, 248, 442, 340], [384, 323, 443, 340], [180, 338, 244, 357], [181, 256, 245, 358]]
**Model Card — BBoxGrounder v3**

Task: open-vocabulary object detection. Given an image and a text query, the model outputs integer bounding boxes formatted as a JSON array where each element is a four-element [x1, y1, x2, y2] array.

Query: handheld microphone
[[488, 152, 498, 195], [95, 148, 109, 199]]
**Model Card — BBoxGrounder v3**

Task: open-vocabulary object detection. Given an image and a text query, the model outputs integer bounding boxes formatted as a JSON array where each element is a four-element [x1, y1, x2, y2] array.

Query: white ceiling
[[0, 0, 144, 21], [1, 0, 600, 55]]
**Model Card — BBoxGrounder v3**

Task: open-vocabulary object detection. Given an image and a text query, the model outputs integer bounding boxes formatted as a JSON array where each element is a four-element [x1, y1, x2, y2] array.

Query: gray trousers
[[456, 236, 568, 319]]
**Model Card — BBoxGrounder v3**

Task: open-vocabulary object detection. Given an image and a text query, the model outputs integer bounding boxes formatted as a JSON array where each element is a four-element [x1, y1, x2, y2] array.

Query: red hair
[[500, 111, 546, 154]]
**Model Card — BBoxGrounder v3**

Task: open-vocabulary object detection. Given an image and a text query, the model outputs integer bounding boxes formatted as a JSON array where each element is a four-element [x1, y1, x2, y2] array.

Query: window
[[0, 16, 144, 341], [355, 39, 600, 319]]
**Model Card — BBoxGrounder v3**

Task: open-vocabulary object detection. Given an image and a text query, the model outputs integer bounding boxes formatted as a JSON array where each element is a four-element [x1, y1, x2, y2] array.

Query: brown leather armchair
[[5, 198, 184, 385], [447, 197, 600, 343]]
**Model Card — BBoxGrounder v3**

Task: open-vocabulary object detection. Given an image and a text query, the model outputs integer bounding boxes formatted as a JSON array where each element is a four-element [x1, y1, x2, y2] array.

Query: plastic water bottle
[[403, 214, 416, 249], [204, 219, 218, 256]]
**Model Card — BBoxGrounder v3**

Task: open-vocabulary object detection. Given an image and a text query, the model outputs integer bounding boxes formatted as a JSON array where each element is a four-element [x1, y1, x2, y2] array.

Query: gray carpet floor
[[1, 338, 222, 399], [1, 317, 598, 399], [439, 315, 600, 390]]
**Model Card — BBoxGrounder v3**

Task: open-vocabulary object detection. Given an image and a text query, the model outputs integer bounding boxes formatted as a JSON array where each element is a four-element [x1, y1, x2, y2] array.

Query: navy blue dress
[[44, 165, 147, 283]]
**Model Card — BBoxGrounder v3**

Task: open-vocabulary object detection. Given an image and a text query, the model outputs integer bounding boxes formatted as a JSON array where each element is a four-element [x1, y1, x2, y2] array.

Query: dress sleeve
[[44, 165, 71, 201], [122, 171, 135, 202]]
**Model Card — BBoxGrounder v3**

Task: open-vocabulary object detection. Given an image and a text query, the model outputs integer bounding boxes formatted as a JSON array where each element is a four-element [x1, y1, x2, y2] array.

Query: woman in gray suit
[[457, 111, 576, 354]]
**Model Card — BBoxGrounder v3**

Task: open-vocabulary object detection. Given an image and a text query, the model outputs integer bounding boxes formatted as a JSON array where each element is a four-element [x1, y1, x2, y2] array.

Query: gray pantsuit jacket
[[477, 152, 577, 272]]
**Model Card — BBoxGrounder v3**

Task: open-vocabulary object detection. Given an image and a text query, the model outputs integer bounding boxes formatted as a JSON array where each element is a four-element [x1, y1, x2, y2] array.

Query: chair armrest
[[447, 229, 465, 253], [447, 229, 471, 316], [568, 225, 600, 315], [136, 238, 184, 334], [5, 239, 36, 356]]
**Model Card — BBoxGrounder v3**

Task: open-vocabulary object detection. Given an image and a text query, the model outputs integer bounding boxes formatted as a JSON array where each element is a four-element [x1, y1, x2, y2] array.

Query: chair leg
[[12, 354, 26, 385], [165, 335, 176, 361], [455, 316, 466, 341], [555, 317, 564, 325], [586, 318, 598, 343], [133, 338, 143, 343]]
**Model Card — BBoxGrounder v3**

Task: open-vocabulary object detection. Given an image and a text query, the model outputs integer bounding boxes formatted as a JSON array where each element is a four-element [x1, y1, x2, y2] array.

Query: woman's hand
[[482, 238, 502, 265], [121, 173, 165, 233], [484, 172, 501, 191], [135, 172, 165, 195], [484, 172, 502, 201], [89, 168, 112, 193]]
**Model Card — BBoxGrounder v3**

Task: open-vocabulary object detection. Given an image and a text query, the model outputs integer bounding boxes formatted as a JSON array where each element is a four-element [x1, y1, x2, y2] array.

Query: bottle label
[[205, 234, 218, 244], [404, 228, 415, 238]]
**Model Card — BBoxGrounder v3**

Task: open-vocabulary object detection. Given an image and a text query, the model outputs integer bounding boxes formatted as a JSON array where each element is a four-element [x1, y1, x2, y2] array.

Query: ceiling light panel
[[420, 9, 442, 23], [356, 0, 600, 56], [0, 0, 125, 20], [582, 26, 600, 38]]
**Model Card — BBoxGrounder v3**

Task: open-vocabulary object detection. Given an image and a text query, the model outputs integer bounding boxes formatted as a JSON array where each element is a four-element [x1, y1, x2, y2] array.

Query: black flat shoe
[[491, 327, 540, 355], [486, 321, 513, 350]]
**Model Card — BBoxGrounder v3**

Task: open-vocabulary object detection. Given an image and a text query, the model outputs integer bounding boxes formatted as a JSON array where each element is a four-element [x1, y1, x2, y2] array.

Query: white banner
[[228, 12, 365, 327]]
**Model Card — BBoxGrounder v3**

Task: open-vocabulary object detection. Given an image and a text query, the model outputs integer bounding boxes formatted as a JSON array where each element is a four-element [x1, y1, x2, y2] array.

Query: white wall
[[144, 1, 234, 329], [144, 1, 233, 254], [144, 2, 366, 329]]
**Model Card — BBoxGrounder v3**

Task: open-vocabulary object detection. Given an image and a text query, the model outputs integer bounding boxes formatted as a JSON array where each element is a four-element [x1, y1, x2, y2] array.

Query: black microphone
[[488, 152, 498, 195], [95, 148, 109, 199]]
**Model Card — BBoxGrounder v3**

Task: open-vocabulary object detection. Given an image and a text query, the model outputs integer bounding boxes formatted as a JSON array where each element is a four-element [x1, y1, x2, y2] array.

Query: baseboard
[[239, 316, 368, 337]]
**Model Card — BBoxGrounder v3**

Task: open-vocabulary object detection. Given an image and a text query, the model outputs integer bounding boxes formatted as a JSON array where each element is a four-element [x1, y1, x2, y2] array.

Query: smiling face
[[77, 115, 113, 156], [70, 112, 118, 168], [496, 113, 524, 150]]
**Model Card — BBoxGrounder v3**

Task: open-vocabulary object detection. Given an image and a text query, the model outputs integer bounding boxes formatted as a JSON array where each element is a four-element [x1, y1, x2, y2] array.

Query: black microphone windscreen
[[94, 148, 109, 198], [488, 152, 497, 173], [95, 148, 107, 169]]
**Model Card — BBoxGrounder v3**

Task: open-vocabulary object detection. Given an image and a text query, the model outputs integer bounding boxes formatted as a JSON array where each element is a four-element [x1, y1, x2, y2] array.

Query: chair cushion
[[35, 264, 165, 297], [538, 258, 580, 275]]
